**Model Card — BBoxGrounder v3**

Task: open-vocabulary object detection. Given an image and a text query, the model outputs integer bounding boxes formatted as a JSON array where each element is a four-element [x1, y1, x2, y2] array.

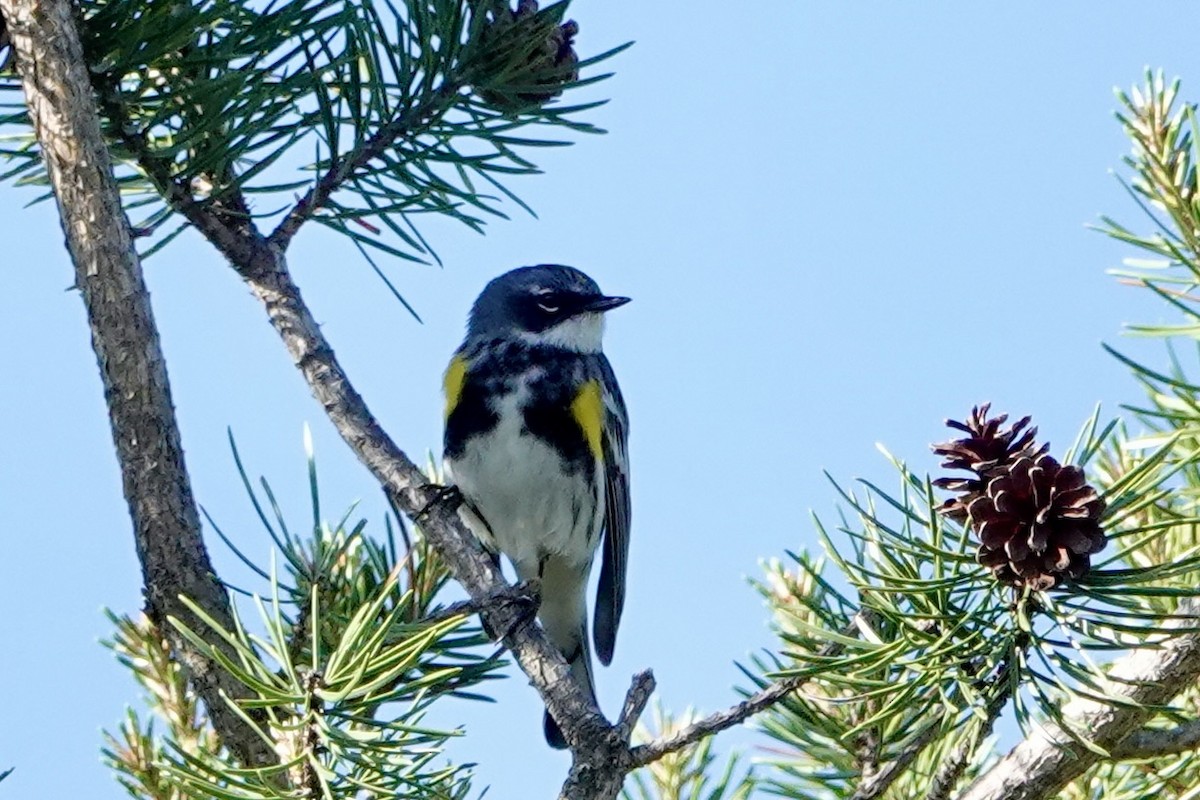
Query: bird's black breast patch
[[444, 340, 598, 482], [521, 398, 594, 475], [520, 348, 597, 478]]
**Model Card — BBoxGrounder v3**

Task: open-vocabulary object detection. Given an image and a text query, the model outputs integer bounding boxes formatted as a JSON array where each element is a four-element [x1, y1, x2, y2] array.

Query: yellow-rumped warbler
[[443, 264, 631, 748]]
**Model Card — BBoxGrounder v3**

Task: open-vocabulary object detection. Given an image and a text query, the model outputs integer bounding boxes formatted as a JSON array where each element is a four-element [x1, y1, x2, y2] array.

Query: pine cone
[[969, 454, 1106, 590], [931, 404, 1047, 522], [932, 406, 1106, 590], [475, 0, 579, 112]]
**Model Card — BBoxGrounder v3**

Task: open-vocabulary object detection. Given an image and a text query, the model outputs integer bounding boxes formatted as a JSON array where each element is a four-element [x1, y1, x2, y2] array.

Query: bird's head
[[467, 264, 630, 352]]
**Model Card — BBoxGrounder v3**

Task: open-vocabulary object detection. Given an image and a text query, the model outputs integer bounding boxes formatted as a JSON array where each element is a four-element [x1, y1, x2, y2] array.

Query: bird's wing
[[593, 355, 630, 666]]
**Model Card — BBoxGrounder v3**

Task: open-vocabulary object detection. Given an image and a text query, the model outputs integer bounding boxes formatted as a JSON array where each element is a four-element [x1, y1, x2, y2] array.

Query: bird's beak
[[585, 295, 631, 313]]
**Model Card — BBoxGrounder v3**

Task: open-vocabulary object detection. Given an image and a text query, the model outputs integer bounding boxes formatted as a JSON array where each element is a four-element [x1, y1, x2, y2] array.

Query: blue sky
[[2, 2, 1198, 798]]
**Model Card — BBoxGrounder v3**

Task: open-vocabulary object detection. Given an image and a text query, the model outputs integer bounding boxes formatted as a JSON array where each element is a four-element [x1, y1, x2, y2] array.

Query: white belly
[[446, 394, 602, 573]]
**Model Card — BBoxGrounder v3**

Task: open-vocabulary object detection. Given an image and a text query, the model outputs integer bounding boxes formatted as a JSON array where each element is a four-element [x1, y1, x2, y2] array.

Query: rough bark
[[0, 0, 275, 768]]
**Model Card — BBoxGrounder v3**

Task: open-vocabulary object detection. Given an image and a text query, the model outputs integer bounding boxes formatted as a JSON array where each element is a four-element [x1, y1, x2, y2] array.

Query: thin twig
[[630, 610, 880, 768], [630, 675, 802, 768]]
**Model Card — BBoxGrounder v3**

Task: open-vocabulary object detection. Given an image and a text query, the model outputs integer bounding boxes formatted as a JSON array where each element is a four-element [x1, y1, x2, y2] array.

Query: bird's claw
[[415, 484, 463, 522], [482, 579, 541, 641]]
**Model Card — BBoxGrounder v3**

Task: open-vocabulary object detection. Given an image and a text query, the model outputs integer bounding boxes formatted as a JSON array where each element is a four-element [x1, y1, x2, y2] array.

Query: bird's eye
[[534, 290, 559, 314]]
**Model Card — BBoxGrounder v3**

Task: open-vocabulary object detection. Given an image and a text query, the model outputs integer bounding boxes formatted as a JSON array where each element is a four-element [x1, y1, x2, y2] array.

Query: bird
[[442, 264, 631, 748]]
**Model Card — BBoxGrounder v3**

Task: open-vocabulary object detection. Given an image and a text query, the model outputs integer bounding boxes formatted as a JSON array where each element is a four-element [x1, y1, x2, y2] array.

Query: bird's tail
[[531, 557, 597, 749], [543, 632, 595, 749]]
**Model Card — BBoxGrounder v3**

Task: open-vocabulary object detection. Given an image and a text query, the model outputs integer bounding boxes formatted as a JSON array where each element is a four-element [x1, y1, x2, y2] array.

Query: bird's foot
[[415, 483, 463, 522], [481, 579, 541, 641]]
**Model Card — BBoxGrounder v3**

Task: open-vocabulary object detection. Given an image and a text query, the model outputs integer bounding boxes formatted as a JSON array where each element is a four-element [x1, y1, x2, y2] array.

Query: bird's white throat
[[521, 312, 606, 353]]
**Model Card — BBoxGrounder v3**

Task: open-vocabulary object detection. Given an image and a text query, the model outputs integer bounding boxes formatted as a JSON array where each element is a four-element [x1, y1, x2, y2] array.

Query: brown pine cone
[[969, 454, 1106, 590], [932, 406, 1106, 590]]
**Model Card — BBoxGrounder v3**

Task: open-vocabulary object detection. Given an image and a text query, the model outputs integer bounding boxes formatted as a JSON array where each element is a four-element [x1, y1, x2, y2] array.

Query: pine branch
[[0, 0, 275, 771], [268, 80, 463, 250], [960, 598, 1200, 800]]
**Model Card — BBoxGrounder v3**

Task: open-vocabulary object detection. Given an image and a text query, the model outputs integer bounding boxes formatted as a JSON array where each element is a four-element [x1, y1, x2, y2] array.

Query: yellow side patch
[[443, 355, 469, 421], [571, 379, 605, 461]]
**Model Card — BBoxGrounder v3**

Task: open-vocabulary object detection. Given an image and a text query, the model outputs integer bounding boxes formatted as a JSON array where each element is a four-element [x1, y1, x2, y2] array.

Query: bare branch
[[617, 671, 657, 743], [0, 0, 275, 769], [960, 599, 1200, 800], [630, 673, 802, 768], [630, 610, 880, 768]]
